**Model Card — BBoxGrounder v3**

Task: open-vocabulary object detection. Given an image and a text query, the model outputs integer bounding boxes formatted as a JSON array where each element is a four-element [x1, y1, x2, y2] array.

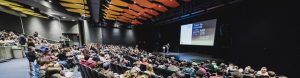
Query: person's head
[[137, 74, 148, 78], [238, 68, 244, 73], [192, 62, 198, 67], [84, 55, 90, 61], [130, 69, 139, 77], [199, 62, 204, 66], [50, 73, 62, 78], [146, 64, 154, 72], [28, 46, 35, 52], [205, 60, 210, 64], [41, 40, 47, 43], [248, 69, 255, 74], [142, 58, 148, 62], [268, 71, 276, 77], [231, 71, 243, 78], [103, 63, 109, 70], [246, 66, 251, 69], [133, 61, 141, 67], [229, 63, 234, 67], [260, 67, 268, 73], [187, 62, 192, 67]]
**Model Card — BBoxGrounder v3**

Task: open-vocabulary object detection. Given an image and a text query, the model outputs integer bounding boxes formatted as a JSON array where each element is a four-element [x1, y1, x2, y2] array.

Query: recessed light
[[62, 17, 66, 19], [72, 20, 76, 21], [49, 0, 52, 3]]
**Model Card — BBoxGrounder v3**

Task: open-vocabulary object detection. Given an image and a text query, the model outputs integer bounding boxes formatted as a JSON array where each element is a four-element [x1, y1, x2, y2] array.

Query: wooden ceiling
[[102, 0, 187, 25], [0, 0, 47, 18], [59, 0, 90, 16]]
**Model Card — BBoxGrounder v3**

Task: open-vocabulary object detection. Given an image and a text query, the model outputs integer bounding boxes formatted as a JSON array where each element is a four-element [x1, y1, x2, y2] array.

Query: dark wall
[[102, 28, 136, 46], [82, 20, 137, 46], [0, 12, 79, 40], [135, 0, 299, 77], [226, 1, 299, 77]]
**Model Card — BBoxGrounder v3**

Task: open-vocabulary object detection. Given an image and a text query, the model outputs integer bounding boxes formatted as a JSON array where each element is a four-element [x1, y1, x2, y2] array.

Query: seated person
[[167, 63, 180, 72], [231, 71, 243, 78], [100, 62, 114, 78], [243, 69, 255, 78], [256, 67, 269, 76], [268, 71, 276, 78], [85, 57, 98, 68], [132, 61, 142, 72], [181, 62, 196, 77], [79, 55, 90, 65], [144, 64, 156, 75]]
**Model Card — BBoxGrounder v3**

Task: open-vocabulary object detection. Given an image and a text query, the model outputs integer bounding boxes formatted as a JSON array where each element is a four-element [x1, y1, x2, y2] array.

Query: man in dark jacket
[[19, 34, 26, 45]]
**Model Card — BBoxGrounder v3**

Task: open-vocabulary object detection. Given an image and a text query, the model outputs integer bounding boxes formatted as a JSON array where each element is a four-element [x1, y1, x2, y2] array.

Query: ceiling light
[[62, 17, 66, 19], [48, 0, 52, 3], [72, 20, 76, 21]]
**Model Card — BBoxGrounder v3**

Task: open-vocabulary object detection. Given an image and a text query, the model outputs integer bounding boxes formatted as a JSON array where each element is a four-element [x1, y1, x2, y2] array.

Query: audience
[[0, 30, 288, 78]]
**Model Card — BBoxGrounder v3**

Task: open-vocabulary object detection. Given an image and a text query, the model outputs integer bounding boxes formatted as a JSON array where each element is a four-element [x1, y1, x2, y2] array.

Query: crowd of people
[[0, 30, 287, 78], [75, 44, 287, 78], [0, 30, 25, 46]]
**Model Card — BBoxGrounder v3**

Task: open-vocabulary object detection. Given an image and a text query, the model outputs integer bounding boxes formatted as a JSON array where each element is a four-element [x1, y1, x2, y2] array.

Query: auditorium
[[0, 0, 297, 78]]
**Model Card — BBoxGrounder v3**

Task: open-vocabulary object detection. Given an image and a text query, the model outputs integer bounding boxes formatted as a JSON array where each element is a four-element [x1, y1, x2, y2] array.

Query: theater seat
[[153, 67, 175, 77]]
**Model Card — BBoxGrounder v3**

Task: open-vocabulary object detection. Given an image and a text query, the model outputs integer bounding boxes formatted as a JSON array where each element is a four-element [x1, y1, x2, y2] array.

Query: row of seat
[[78, 64, 107, 78]]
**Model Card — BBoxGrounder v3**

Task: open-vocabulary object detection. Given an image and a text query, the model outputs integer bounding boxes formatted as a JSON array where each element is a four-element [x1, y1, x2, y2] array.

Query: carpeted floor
[[0, 58, 30, 78]]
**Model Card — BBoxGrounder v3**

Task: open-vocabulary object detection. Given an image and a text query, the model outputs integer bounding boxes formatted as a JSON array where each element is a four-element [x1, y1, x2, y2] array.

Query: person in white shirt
[[131, 61, 141, 72]]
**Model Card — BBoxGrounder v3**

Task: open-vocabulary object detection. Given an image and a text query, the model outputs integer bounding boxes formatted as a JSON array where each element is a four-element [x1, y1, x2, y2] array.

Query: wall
[[0, 12, 79, 41], [83, 20, 103, 45], [135, 0, 299, 77], [102, 27, 136, 46], [82, 23, 137, 46]]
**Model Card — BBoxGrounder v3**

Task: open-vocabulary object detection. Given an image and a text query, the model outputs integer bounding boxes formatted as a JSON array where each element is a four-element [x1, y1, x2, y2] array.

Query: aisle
[[0, 58, 30, 78]]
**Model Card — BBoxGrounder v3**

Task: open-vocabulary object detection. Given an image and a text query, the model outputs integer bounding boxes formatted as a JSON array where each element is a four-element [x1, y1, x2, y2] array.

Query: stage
[[153, 52, 224, 63]]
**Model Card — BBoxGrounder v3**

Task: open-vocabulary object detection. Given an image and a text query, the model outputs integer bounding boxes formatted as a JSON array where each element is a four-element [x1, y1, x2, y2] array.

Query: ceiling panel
[[118, 16, 132, 21], [131, 19, 142, 25], [132, 0, 154, 8], [104, 16, 116, 20], [128, 4, 144, 13], [110, 0, 129, 7], [155, 0, 180, 8], [141, 13, 152, 19], [117, 18, 130, 23], [100, 0, 188, 25], [60, 0, 87, 4], [123, 9, 139, 16], [144, 8, 159, 16], [60, 3, 88, 9], [104, 13, 118, 18], [152, 4, 168, 12], [0, 0, 47, 18], [106, 5, 123, 12], [103, 9, 121, 15], [121, 13, 136, 19], [59, 0, 89, 17], [66, 9, 90, 13], [0, 0, 23, 7], [137, 16, 147, 20]]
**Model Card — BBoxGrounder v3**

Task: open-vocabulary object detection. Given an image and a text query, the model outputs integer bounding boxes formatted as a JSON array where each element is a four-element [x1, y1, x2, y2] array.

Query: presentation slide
[[180, 19, 217, 46]]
